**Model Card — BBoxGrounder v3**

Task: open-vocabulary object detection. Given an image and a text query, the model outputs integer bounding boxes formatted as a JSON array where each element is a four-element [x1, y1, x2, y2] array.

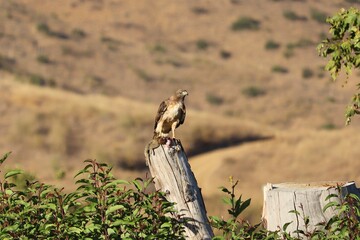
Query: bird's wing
[[154, 100, 168, 130], [179, 103, 186, 125]]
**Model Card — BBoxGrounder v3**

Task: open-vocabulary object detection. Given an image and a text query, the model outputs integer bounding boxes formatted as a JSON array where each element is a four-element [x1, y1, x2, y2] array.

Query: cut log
[[145, 140, 214, 240], [262, 181, 360, 238]]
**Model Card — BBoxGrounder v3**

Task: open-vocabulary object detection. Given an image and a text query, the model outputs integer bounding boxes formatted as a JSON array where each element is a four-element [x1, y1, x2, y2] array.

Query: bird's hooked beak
[[183, 90, 189, 96]]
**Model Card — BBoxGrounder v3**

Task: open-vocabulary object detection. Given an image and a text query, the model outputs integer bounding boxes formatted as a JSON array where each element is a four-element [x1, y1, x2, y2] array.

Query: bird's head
[[176, 89, 189, 99]]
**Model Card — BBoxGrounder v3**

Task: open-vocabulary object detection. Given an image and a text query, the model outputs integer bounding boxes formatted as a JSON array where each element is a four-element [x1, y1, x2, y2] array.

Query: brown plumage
[[153, 89, 188, 139]]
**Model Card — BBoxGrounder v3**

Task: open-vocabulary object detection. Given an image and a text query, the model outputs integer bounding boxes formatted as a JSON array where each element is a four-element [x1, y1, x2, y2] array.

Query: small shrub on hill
[[206, 93, 224, 105], [272, 65, 289, 74], [283, 10, 307, 21], [242, 86, 266, 98], [310, 8, 328, 24], [302, 67, 314, 79], [71, 28, 86, 40], [36, 55, 51, 64], [265, 40, 281, 50], [0, 54, 16, 71], [231, 17, 260, 31], [28, 74, 56, 87], [220, 50, 232, 59], [196, 39, 209, 50], [36, 22, 69, 39]]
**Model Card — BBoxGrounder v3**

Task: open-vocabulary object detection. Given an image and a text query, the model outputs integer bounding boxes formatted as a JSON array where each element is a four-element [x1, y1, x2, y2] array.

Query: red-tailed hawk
[[153, 89, 188, 140]]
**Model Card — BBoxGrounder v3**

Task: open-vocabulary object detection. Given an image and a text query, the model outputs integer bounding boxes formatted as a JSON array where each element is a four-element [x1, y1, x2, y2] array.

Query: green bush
[[151, 43, 167, 53], [272, 65, 289, 74], [28, 74, 56, 87], [36, 22, 68, 39], [265, 40, 280, 50], [231, 17, 260, 31], [0, 153, 185, 239], [283, 10, 307, 21], [242, 86, 266, 98], [37, 55, 51, 64], [196, 39, 209, 50], [2, 152, 360, 239], [310, 8, 328, 24], [37, 23, 52, 36], [302, 68, 314, 79], [71, 28, 86, 39], [220, 50, 232, 59], [206, 93, 224, 105]]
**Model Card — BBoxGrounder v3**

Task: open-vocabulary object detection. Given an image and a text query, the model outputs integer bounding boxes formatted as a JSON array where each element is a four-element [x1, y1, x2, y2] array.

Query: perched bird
[[144, 89, 188, 163], [153, 89, 188, 140]]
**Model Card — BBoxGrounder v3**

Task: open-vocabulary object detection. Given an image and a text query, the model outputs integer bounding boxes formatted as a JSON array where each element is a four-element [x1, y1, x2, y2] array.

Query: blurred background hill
[[1, 0, 360, 222]]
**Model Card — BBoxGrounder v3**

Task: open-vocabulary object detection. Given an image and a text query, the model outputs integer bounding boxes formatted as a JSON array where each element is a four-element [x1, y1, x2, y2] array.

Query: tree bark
[[145, 140, 214, 240], [262, 181, 360, 238]]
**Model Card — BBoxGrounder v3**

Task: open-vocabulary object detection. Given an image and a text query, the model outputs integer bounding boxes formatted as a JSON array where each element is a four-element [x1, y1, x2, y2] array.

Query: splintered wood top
[[269, 181, 353, 190]]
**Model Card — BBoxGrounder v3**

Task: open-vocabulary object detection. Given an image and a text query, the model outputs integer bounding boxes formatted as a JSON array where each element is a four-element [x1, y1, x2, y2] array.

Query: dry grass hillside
[[1, 0, 360, 222]]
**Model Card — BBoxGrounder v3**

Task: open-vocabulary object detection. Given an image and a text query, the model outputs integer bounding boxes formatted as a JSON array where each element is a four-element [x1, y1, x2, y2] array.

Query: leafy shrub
[[196, 39, 209, 50], [37, 22, 52, 36], [151, 43, 167, 53], [272, 65, 289, 73], [283, 10, 307, 21], [302, 67, 314, 79], [287, 38, 314, 49], [321, 122, 336, 130], [132, 68, 154, 82], [28, 74, 56, 87], [265, 40, 280, 50], [206, 93, 224, 105], [37, 55, 51, 64], [0, 54, 16, 71], [7, 168, 35, 191], [231, 17, 260, 31], [191, 7, 209, 15], [310, 8, 328, 24], [220, 50, 232, 59], [71, 28, 86, 39], [210, 179, 258, 239], [242, 86, 266, 98], [2, 152, 360, 239], [61, 46, 93, 58], [36, 22, 68, 39], [0, 153, 185, 239]]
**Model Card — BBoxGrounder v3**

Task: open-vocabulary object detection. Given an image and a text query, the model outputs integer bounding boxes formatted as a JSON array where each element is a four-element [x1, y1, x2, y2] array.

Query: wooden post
[[145, 140, 214, 240], [262, 181, 360, 238]]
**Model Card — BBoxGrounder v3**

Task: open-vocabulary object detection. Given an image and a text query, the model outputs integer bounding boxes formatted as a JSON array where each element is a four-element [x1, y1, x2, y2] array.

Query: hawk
[[153, 89, 188, 140]]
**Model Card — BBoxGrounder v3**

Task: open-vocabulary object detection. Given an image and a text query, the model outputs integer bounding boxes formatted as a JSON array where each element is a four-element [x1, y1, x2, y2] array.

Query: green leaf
[[237, 198, 251, 216], [39, 203, 57, 210], [160, 222, 172, 228], [4, 170, 23, 179], [132, 179, 142, 191], [106, 205, 125, 215], [112, 219, 136, 227], [107, 228, 116, 236], [0, 152, 11, 164], [323, 201, 340, 212], [219, 186, 231, 194], [222, 197, 232, 206], [282, 221, 293, 231], [104, 179, 129, 189], [325, 193, 339, 201], [68, 227, 82, 234]]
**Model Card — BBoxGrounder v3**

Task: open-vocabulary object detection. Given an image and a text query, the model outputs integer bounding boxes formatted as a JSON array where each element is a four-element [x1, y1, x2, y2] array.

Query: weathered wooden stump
[[145, 140, 214, 240], [262, 181, 360, 238]]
